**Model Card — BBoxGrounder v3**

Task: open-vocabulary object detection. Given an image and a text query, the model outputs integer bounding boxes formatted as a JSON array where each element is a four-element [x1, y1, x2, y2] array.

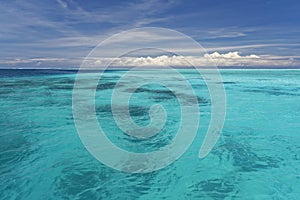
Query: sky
[[0, 0, 300, 68]]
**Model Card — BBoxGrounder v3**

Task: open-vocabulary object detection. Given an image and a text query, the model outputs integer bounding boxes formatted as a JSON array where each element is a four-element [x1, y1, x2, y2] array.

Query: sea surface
[[0, 69, 299, 199]]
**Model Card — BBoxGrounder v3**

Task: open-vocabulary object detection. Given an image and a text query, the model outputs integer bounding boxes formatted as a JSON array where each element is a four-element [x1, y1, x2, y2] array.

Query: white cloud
[[56, 0, 67, 8], [189, 28, 248, 39], [83, 52, 298, 67], [205, 51, 259, 59], [1, 52, 298, 68]]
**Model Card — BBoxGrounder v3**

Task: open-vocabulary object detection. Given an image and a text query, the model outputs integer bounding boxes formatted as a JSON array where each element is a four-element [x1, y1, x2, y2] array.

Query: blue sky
[[0, 0, 300, 68]]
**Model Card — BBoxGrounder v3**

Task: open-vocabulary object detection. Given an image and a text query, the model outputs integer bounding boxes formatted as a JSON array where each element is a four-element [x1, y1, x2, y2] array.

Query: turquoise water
[[0, 69, 299, 199]]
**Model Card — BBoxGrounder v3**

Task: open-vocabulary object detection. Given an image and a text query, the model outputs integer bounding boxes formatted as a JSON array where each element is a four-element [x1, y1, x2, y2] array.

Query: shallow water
[[0, 69, 299, 199]]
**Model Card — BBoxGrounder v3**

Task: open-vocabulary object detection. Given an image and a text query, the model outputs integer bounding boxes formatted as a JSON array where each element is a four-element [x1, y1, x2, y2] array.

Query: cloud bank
[[85, 52, 298, 68], [1, 52, 299, 69]]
